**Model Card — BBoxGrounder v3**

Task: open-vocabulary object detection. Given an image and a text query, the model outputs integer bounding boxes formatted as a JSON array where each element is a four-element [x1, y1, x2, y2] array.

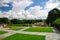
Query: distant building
[[33, 22, 46, 26]]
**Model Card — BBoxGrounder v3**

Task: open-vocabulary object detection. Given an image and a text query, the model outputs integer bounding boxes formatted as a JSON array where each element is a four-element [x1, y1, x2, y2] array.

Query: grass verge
[[25, 27, 53, 32], [9, 26, 22, 30], [0, 31, 7, 35], [2, 33, 45, 40]]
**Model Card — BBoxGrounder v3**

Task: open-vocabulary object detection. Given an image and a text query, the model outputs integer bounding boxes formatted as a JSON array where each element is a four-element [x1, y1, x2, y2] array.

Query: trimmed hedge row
[[7, 24, 32, 27]]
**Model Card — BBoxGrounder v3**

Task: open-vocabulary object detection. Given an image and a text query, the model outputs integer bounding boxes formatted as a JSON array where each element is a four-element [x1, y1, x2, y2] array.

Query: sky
[[0, 0, 60, 20]]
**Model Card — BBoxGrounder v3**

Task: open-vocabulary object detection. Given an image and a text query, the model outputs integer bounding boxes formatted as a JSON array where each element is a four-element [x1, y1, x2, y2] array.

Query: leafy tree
[[0, 18, 3, 24], [0, 18, 10, 24], [0, 17, 43, 24], [11, 19, 20, 24], [46, 8, 60, 26]]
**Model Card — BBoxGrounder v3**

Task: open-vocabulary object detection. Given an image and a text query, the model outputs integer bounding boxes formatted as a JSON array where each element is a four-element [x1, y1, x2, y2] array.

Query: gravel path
[[0, 27, 60, 40]]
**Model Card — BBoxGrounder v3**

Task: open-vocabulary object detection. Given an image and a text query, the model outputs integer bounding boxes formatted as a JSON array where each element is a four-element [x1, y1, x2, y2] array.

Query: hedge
[[7, 24, 32, 27]]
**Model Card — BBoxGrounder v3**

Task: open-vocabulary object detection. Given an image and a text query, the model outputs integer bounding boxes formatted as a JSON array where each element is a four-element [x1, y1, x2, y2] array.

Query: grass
[[9, 26, 22, 30], [0, 31, 7, 35], [2, 33, 45, 40], [25, 27, 53, 32]]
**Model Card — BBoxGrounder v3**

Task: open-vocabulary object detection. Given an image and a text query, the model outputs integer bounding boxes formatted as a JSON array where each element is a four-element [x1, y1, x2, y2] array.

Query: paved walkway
[[18, 27, 30, 31], [17, 31, 60, 40], [0, 27, 60, 40]]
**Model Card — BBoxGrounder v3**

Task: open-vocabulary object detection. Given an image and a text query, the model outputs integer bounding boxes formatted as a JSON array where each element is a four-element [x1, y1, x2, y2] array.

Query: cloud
[[0, 0, 33, 19], [11, 0, 33, 13], [45, 0, 60, 11], [27, 6, 48, 19], [1, 4, 9, 7], [0, 0, 10, 7], [26, 0, 60, 19], [0, 0, 60, 19], [0, 0, 33, 12]]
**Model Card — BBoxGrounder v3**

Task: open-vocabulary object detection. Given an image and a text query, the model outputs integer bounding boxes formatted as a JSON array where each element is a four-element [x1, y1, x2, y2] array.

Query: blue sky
[[25, 0, 48, 10], [0, 0, 60, 19], [0, 2, 12, 12], [0, 0, 48, 12]]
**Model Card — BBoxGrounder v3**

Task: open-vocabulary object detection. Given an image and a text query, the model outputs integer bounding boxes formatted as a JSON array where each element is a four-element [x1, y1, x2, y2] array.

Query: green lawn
[[25, 27, 53, 32], [2, 33, 45, 40], [0, 31, 7, 35], [9, 26, 22, 30]]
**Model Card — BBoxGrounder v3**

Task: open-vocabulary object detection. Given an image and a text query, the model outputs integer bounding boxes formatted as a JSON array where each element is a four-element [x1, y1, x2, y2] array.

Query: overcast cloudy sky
[[0, 0, 60, 20]]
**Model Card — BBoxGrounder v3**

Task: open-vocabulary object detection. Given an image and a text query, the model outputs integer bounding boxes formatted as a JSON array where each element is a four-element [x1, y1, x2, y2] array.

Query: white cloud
[[11, 0, 33, 13], [2, 4, 9, 7], [0, 0, 34, 19], [26, 0, 60, 19], [27, 6, 48, 19], [10, 0, 33, 19], [0, 0, 8, 7], [0, 0, 60, 19], [45, 0, 60, 11]]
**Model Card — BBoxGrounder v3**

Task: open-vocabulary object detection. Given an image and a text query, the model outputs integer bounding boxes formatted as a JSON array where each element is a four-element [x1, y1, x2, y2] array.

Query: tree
[[46, 8, 60, 26], [0, 18, 10, 24], [54, 18, 60, 31], [11, 19, 20, 24], [0, 18, 3, 24]]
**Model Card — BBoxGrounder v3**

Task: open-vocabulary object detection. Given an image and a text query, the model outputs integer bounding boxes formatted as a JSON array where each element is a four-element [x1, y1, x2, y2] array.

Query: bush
[[7, 24, 32, 27], [7, 24, 21, 26], [54, 18, 60, 31], [54, 19, 60, 25]]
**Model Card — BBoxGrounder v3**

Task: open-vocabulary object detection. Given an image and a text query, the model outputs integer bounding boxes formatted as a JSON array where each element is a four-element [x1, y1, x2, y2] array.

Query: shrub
[[54, 18, 60, 31], [7, 24, 32, 27]]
